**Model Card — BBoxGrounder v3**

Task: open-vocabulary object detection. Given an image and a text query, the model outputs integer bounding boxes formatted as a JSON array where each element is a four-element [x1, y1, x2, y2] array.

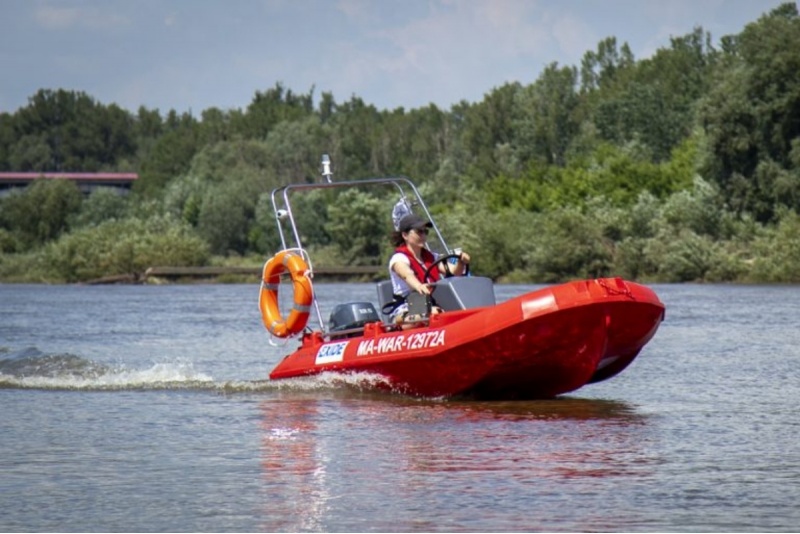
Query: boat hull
[[268, 278, 665, 399]]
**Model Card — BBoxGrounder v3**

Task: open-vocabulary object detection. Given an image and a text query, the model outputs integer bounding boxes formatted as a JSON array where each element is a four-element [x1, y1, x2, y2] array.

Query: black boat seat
[[376, 280, 395, 322]]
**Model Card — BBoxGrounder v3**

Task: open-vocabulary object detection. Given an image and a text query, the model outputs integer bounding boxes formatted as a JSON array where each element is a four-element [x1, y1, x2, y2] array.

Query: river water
[[1, 282, 799, 532]]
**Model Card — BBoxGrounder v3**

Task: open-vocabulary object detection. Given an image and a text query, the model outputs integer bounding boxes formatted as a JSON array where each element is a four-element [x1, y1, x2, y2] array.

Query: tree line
[[1, 3, 799, 283]]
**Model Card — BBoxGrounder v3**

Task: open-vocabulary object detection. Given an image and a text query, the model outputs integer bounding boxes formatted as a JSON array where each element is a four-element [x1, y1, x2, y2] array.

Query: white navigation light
[[321, 154, 333, 183]]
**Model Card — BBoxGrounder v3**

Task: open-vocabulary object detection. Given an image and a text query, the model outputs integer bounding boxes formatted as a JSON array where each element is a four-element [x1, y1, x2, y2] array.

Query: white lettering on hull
[[356, 330, 446, 356]]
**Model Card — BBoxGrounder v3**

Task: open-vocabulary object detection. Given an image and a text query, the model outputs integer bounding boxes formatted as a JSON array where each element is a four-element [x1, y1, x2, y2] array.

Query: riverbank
[[81, 265, 385, 285]]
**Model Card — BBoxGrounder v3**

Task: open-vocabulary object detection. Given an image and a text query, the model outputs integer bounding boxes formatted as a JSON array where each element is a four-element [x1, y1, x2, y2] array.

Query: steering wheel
[[422, 253, 470, 283]]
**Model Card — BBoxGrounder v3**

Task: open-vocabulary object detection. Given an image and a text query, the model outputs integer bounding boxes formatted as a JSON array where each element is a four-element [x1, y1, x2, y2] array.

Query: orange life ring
[[259, 251, 313, 337]]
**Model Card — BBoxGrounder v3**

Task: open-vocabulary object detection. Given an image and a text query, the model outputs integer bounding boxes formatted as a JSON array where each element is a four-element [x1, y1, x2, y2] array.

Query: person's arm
[[392, 261, 431, 295]]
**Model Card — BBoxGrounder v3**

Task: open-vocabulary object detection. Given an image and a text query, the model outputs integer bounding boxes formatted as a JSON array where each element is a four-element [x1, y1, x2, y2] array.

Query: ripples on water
[[1, 283, 800, 532]]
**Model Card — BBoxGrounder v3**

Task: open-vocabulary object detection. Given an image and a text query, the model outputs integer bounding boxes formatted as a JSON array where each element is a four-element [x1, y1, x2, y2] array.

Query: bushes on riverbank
[[0, 215, 208, 283], [437, 178, 800, 284]]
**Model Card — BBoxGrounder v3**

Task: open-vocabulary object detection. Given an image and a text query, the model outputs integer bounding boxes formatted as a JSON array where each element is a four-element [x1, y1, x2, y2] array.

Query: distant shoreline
[[80, 265, 385, 285]]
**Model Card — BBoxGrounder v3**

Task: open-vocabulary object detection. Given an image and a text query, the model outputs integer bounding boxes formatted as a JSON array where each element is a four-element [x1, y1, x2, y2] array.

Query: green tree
[[587, 29, 714, 162], [325, 190, 386, 265], [437, 203, 535, 281], [699, 2, 800, 220], [10, 89, 136, 171], [0, 179, 82, 247], [40, 215, 209, 282], [0, 113, 13, 171], [135, 110, 199, 196], [749, 208, 800, 282], [513, 63, 579, 166], [69, 187, 129, 229], [644, 228, 714, 282], [239, 83, 314, 139], [522, 206, 613, 282], [330, 96, 384, 177], [7, 134, 52, 171], [263, 117, 334, 184], [461, 83, 521, 176], [580, 37, 635, 93]]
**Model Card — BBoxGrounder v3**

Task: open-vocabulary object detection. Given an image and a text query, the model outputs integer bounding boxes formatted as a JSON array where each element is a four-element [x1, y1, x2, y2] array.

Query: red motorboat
[[260, 156, 665, 399]]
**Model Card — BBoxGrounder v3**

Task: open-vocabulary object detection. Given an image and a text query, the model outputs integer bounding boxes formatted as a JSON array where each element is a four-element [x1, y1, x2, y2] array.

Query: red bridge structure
[[0, 172, 138, 197]]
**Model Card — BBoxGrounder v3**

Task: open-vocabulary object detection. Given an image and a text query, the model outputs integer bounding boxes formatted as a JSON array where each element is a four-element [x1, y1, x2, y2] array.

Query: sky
[[0, 0, 791, 116]]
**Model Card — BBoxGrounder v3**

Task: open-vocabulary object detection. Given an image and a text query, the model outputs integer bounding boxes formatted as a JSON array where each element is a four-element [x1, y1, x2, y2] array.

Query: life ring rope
[[259, 250, 314, 338]]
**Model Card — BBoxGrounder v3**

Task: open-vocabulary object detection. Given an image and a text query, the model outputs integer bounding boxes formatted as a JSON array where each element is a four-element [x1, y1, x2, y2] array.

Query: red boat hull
[[269, 278, 665, 399]]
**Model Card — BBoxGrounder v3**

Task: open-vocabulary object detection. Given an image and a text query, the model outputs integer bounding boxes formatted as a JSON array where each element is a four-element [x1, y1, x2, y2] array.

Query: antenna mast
[[321, 154, 333, 183]]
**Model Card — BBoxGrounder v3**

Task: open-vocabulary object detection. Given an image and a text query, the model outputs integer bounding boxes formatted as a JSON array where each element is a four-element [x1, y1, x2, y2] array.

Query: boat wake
[[0, 346, 392, 394], [265, 371, 394, 393], [0, 346, 213, 391]]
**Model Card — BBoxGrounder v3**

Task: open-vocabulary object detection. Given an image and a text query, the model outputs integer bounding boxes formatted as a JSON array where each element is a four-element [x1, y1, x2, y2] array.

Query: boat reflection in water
[[258, 391, 657, 531]]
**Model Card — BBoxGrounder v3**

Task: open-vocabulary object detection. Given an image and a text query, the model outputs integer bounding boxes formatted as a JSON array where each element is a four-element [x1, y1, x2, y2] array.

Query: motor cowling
[[328, 302, 379, 337]]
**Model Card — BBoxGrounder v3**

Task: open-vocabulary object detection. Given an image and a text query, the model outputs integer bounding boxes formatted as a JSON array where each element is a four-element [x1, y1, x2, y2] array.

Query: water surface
[[1, 283, 799, 531]]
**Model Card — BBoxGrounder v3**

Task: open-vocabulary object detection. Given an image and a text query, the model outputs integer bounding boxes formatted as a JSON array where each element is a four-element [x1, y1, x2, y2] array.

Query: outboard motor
[[328, 302, 380, 338]]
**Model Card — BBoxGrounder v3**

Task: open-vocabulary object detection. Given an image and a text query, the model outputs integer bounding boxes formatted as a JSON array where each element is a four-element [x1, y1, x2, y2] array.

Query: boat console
[[376, 276, 496, 322], [430, 276, 496, 311]]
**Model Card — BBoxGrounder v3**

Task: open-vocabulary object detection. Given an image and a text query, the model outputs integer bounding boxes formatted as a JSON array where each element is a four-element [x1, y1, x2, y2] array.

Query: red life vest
[[394, 245, 440, 284]]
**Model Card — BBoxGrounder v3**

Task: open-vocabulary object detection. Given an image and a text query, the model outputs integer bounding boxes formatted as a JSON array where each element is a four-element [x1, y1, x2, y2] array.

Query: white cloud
[[34, 4, 128, 30], [34, 6, 81, 28], [335, 0, 377, 24], [1, 0, 786, 114]]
